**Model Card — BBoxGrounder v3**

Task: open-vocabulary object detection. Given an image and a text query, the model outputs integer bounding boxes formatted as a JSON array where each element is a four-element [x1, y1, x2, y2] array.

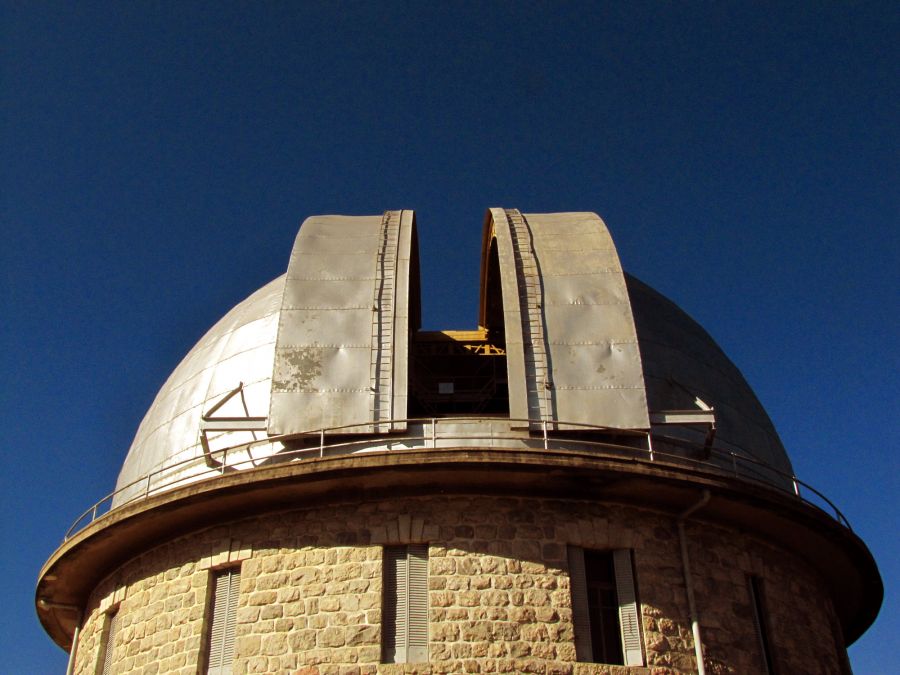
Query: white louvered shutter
[[407, 544, 429, 662], [567, 545, 593, 662], [748, 576, 774, 674], [383, 545, 428, 663], [208, 568, 240, 675], [613, 549, 643, 666], [382, 546, 406, 663], [100, 610, 120, 675]]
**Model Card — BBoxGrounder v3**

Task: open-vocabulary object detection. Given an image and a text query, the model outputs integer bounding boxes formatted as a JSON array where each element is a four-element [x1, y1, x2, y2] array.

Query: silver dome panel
[[116, 276, 284, 496], [485, 209, 650, 430], [268, 212, 416, 436]]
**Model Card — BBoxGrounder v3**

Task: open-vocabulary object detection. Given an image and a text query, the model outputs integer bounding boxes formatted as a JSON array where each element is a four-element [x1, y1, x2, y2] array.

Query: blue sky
[[2, 2, 897, 672]]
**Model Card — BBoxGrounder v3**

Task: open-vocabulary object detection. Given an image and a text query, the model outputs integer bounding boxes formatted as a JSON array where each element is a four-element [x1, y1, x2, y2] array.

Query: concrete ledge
[[36, 446, 882, 650]]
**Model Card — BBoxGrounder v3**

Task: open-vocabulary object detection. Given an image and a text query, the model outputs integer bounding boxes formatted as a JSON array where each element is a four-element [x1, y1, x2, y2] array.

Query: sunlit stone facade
[[74, 497, 851, 675]]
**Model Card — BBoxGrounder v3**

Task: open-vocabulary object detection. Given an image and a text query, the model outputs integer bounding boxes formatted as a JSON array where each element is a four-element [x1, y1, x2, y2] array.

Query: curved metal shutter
[[487, 210, 650, 430], [207, 568, 240, 675], [269, 212, 416, 435]]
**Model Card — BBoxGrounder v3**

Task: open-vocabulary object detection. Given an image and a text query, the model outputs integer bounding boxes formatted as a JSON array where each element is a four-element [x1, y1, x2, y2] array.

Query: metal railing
[[62, 417, 850, 541]]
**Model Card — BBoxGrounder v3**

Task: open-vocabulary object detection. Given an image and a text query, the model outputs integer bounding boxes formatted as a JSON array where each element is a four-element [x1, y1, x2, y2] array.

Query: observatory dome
[[116, 212, 791, 498], [39, 210, 882, 674]]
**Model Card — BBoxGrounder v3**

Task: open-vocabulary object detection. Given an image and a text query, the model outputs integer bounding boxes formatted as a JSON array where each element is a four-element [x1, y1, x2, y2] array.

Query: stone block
[[247, 590, 277, 606], [288, 629, 317, 652], [344, 625, 378, 646], [236, 606, 260, 624], [318, 626, 346, 648], [234, 635, 261, 658], [260, 604, 283, 620]]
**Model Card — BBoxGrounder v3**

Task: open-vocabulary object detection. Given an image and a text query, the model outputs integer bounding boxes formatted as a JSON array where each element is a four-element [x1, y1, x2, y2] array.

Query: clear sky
[[2, 2, 897, 672]]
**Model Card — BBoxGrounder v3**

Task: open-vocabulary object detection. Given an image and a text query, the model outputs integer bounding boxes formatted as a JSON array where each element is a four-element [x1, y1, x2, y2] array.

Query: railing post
[[647, 433, 654, 461], [431, 418, 436, 448], [543, 420, 548, 450], [145, 474, 151, 498], [91, 504, 98, 523], [792, 476, 800, 497], [320, 429, 324, 458], [221, 448, 227, 474]]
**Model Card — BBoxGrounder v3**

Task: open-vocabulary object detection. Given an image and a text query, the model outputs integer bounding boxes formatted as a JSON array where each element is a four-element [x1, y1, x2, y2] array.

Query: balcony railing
[[62, 416, 850, 542]]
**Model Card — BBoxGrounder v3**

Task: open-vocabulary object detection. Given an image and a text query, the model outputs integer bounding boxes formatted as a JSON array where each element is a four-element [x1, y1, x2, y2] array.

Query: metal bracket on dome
[[649, 401, 717, 455], [199, 383, 267, 469]]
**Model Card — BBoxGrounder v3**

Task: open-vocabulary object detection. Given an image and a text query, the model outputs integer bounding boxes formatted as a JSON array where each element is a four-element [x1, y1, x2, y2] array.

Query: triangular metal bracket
[[199, 383, 268, 469]]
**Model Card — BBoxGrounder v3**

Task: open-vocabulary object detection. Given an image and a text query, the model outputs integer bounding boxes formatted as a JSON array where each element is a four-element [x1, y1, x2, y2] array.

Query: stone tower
[[38, 210, 881, 674]]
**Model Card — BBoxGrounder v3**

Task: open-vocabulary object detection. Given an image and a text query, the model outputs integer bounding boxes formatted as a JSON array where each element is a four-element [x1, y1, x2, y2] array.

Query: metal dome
[[116, 275, 285, 500], [115, 210, 792, 502]]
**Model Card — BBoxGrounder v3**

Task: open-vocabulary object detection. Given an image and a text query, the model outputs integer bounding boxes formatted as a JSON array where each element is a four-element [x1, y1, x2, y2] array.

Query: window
[[828, 610, 853, 675], [748, 575, 776, 674], [95, 607, 120, 675], [382, 544, 428, 663], [568, 546, 643, 666], [204, 567, 241, 675]]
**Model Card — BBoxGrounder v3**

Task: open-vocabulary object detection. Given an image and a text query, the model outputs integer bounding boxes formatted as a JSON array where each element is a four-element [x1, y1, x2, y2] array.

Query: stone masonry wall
[[74, 495, 849, 675]]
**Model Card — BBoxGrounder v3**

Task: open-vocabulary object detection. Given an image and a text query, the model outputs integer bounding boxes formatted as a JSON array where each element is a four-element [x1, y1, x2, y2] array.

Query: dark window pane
[[584, 550, 623, 664]]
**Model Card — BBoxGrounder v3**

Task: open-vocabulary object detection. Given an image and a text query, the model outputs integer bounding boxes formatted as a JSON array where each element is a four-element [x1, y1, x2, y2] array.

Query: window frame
[[748, 574, 777, 675], [203, 565, 242, 675], [568, 545, 644, 666], [94, 604, 120, 675], [382, 543, 429, 664]]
